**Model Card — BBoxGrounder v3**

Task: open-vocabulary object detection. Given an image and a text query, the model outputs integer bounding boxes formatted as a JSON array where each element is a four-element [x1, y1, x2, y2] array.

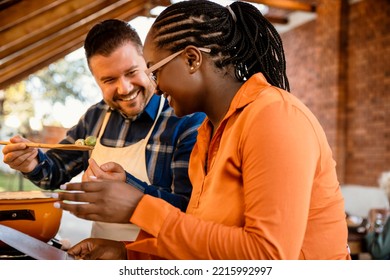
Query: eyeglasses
[[145, 47, 211, 88]]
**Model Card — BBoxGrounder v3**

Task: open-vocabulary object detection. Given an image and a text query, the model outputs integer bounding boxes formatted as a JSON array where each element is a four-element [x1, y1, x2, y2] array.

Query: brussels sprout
[[84, 136, 97, 147], [75, 139, 85, 146]]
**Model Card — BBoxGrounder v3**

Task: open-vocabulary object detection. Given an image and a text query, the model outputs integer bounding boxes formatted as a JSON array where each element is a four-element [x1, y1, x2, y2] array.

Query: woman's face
[[143, 32, 205, 117]]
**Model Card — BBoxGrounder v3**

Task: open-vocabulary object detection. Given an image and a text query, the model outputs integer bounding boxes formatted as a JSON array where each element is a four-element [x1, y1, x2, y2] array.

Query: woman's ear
[[184, 46, 202, 73]]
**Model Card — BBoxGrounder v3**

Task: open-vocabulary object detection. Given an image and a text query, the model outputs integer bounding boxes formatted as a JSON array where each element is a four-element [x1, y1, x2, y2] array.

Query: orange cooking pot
[[0, 191, 62, 247]]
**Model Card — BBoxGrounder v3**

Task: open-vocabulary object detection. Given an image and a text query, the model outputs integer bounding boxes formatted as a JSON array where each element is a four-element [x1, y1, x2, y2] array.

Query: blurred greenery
[[1, 53, 99, 133], [1, 80, 35, 137], [0, 171, 40, 192], [27, 58, 96, 104]]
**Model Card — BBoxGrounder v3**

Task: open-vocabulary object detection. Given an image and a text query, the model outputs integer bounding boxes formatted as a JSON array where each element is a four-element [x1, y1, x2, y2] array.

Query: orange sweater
[[126, 73, 351, 260]]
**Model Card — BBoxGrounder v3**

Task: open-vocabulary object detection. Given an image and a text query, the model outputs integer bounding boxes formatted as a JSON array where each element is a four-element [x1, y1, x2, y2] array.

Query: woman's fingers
[[61, 180, 105, 192], [54, 198, 102, 221]]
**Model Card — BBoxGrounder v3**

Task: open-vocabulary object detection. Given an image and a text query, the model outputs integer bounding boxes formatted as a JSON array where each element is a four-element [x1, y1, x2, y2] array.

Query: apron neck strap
[[98, 97, 165, 140]]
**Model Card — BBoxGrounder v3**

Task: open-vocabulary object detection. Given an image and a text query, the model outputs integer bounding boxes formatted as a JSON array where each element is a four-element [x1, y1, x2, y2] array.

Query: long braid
[[151, 0, 290, 91]]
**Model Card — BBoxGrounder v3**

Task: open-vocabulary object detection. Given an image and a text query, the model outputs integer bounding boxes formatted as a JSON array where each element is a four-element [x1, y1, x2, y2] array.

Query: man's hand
[[2, 135, 39, 173], [67, 238, 127, 260], [54, 180, 144, 223], [82, 158, 126, 182]]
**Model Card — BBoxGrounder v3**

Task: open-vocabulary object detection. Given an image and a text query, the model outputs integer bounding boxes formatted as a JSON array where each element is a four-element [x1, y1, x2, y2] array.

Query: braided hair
[[151, 0, 290, 91], [84, 19, 143, 64]]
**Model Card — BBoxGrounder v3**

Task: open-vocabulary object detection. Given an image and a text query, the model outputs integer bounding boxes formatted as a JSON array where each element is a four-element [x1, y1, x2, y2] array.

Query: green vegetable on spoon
[[84, 136, 97, 147]]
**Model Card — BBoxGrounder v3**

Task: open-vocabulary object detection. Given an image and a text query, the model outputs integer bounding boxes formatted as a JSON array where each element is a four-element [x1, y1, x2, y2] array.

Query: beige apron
[[89, 97, 164, 241]]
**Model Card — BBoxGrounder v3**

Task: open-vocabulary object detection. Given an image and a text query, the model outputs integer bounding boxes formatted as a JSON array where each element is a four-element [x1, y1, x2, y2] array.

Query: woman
[[59, 0, 351, 260]]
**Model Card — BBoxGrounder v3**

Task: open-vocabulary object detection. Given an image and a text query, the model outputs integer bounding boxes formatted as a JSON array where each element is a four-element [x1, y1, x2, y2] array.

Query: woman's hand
[[67, 238, 127, 260], [82, 158, 126, 182], [54, 180, 144, 223]]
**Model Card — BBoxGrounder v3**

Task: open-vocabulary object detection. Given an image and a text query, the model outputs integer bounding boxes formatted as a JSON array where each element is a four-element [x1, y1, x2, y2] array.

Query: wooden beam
[[265, 15, 289, 25], [151, 0, 171, 6], [247, 0, 316, 12], [0, 0, 66, 32], [0, 0, 21, 11], [0, 0, 149, 89], [0, 0, 120, 58]]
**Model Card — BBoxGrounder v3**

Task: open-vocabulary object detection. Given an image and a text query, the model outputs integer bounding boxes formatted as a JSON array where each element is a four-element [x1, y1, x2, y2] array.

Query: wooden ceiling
[[0, 0, 316, 90]]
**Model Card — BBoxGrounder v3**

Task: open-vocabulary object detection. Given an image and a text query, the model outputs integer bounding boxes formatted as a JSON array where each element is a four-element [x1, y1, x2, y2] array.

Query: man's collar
[[143, 94, 161, 120]]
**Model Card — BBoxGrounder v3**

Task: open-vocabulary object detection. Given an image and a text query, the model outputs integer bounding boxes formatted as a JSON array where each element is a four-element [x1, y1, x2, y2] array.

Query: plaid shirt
[[25, 95, 205, 211]]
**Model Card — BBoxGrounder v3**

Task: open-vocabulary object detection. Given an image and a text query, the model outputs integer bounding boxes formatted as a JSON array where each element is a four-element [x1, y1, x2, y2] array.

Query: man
[[2, 19, 205, 241]]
